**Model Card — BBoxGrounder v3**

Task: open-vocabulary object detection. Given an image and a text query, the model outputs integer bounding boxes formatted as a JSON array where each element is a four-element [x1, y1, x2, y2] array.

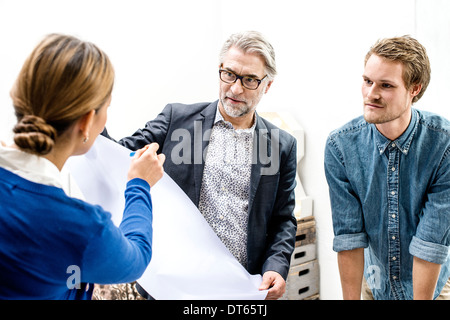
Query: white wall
[[1, 0, 449, 300]]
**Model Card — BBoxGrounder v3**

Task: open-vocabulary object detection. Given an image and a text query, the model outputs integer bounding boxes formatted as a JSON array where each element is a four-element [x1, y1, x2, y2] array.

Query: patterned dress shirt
[[198, 109, 256, 268]]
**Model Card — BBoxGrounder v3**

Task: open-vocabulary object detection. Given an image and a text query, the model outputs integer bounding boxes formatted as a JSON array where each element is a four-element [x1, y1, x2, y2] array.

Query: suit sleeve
[[104, 104, 174, 151], [262, 137, 298, 280]]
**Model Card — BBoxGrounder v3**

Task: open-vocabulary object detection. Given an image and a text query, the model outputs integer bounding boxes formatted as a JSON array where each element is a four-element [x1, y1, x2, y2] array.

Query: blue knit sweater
[[0, 167, 153, 299]]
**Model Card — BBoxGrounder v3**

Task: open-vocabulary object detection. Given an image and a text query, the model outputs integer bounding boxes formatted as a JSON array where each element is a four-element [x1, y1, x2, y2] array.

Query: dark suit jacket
[[106, 100, 297, 279]]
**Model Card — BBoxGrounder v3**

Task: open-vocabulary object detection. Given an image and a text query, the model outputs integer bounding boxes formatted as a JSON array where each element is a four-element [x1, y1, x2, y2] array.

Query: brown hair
[[10, 34, 114, 155], [364, 35, 430, 103]]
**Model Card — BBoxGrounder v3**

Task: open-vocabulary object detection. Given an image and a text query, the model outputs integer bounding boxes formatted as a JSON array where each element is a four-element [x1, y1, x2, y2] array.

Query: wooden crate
[[295, 216, 316, 247], [290, 243, 316, 267], [282, 259, 319, 300], [303, 293, 320, 300]]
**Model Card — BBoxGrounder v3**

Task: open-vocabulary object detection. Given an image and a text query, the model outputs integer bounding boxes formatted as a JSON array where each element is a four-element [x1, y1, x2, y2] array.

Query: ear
[[410, 83, 422, 98], [264, 80, 273, 94], [78, 110, 96, 141]]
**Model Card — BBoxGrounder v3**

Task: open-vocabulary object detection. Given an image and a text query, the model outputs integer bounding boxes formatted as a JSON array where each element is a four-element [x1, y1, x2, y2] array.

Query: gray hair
[[219, 31, 277, 80]]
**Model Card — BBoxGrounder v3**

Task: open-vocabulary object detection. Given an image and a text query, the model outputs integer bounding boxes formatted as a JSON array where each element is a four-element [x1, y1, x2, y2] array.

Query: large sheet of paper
[[65, 135, 267, 300]]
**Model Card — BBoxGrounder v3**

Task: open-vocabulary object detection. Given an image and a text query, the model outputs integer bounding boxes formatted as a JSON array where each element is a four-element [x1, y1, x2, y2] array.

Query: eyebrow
[[223, 66, 261, 79]]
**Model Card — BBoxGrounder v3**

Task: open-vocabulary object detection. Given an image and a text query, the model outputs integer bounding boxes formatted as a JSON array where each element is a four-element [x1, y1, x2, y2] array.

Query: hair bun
[[13, 115, 57, 155]]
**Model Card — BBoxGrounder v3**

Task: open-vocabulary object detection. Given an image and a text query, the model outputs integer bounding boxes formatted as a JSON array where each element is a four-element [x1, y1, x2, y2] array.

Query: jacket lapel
[[193, 100, 218, 205], [248, 115, 270, 214]]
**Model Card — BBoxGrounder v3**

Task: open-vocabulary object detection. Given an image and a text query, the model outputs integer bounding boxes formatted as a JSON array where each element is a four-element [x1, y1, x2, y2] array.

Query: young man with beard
[[325, 36, 450, 300]]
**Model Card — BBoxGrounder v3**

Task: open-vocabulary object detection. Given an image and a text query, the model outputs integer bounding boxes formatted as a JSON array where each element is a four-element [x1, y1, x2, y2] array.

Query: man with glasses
[[101, 31, 297, 300]]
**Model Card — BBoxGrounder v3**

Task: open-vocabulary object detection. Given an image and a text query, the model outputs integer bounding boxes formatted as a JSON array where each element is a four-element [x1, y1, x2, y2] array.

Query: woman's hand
[[127, 143, 165, 187]]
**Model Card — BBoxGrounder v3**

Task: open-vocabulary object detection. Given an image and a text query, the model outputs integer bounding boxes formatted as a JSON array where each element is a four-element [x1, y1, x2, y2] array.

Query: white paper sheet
[[64, 135, 267, 300]]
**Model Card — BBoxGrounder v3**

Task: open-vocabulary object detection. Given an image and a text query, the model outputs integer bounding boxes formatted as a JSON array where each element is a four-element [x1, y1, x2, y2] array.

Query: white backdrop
[[1, 0, 449, 299]]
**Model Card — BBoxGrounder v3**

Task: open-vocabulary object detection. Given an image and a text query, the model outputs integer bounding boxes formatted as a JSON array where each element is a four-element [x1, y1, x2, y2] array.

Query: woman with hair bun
[[0, 34, 165, 299]]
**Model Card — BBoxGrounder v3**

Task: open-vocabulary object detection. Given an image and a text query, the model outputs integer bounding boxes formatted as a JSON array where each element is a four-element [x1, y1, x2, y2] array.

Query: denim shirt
[[325, 109, 450, 300]]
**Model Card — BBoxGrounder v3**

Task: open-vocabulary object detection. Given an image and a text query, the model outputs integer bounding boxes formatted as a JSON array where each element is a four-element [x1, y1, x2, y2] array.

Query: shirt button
[[392, 257, 396, 261], [391, 191, 395, 195], [391, 167, 396, 171], [393, 276, 397, 280], [392, 236, 396, 240], [392, 214, 396, 219], [391, 143, 396, 148]]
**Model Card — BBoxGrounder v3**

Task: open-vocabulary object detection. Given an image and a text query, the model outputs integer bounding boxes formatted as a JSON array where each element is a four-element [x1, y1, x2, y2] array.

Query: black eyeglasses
[[219, 69, 267, 90]]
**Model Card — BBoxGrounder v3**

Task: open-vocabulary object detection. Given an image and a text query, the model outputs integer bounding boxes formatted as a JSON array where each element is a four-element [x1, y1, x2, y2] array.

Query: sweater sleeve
[[80, 178, 153, 284]]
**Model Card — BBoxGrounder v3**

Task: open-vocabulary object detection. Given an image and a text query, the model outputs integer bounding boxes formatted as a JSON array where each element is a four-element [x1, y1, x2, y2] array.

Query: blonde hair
[[365, 35, 430, 103], [10, 34, 114, 155]]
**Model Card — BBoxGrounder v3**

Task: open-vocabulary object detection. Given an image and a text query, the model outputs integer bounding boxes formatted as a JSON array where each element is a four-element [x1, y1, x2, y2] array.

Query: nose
[[230, 78, 245, 95], [366, 83, 381, 100]]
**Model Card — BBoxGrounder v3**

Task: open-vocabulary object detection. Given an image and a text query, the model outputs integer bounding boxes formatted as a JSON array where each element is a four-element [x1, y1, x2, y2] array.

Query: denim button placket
[[387, 144, 404, 299]]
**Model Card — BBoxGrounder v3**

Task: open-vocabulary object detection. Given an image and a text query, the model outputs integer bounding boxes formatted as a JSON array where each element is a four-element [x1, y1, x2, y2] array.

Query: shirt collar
[[214, 106, 257, 134], [0, 144, 63, 188], [374, 108, 419, 156]]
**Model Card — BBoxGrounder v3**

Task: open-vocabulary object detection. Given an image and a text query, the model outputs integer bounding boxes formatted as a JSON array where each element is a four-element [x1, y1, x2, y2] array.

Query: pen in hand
[[127, 143, 165, 187], [130, 145, 150, 157]]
